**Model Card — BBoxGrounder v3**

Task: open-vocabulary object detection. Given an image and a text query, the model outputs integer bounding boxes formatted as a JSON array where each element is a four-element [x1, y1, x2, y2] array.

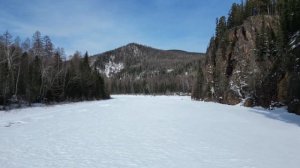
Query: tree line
[[109, 69, 196, 95], [0, 31, 109, 109], [207, 0, 299, 73], [216, 0, 299, 47]]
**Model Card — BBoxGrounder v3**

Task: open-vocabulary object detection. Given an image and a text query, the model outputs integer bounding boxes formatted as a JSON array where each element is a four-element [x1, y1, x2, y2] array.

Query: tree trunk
[[14, 65, 21, 96]]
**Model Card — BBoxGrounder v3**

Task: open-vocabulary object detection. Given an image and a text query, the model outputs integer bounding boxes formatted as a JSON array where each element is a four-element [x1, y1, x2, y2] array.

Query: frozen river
[[1, 95, 300, 168]]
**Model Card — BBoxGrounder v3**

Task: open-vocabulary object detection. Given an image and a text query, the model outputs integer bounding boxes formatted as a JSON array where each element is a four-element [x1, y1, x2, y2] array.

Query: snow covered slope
[[1, 95, 300, 168]]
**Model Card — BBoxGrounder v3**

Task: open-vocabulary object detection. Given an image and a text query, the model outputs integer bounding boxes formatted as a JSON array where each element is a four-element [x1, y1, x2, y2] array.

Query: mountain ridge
[[91, 42, 204, 58], [91, 42, 204, 94]]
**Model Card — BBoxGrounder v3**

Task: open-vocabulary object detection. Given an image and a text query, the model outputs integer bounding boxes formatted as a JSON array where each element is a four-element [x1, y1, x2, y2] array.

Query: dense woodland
[[0, 31, 109, 109], [208, 0, 299, 59], [213, 0, 299, 67], [192, 0, 300, 114]]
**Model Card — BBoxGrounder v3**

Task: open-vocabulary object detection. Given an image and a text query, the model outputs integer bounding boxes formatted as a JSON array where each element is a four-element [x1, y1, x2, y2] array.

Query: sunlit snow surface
[[1, 95, 300, 168]]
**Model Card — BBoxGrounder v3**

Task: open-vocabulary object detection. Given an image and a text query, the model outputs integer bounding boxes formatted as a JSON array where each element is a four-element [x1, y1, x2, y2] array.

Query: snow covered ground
[[1, 95, 300, 168]]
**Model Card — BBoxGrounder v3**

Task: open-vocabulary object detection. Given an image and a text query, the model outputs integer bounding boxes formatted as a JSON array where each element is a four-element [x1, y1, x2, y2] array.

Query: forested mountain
[[192, 0, 300, 114], [0, 31, 109, 109], [92, 43, 204, 94]]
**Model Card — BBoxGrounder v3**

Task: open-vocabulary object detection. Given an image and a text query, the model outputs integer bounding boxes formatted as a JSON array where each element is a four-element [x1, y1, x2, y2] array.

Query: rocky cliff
[[193, 15, 292, 108]]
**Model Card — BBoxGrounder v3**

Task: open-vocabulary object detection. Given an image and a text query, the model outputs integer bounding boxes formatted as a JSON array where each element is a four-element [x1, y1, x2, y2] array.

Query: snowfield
[[1, 95, 300, 168]]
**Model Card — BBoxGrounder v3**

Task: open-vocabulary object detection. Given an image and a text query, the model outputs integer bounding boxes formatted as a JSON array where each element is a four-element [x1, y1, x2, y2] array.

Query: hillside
[[92, 43, 204, 94], [192, 0, 300, 115], [193, 16, 281, 105]]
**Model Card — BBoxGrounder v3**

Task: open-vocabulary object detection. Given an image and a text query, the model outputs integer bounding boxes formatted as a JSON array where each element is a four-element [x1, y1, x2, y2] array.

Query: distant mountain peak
[[126, 42, 141, 47], [122, 43, 153, 51]]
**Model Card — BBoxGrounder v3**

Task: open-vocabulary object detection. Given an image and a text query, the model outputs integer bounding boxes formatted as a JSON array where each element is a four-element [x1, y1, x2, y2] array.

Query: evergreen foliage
[[192, 0, 300, 111], [0, 31, 109, 108], [94, 43, 202, 95]]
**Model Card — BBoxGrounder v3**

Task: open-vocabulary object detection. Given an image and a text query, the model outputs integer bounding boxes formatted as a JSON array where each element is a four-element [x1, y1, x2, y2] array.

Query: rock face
[[286, 31, 300, 114], [244, 98, 255, 107], [288, 100, 300, 115], [193, 14, 300, 114], [193, 16, 284, 107]]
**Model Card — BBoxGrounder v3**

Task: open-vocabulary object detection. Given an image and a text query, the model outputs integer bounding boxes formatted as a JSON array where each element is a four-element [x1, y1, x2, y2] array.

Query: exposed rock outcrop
[[193, 16, 285, 108]]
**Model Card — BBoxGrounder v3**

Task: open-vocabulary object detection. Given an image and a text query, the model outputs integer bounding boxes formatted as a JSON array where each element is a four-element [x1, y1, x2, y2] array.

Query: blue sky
[[0, 0, 239, 56]]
